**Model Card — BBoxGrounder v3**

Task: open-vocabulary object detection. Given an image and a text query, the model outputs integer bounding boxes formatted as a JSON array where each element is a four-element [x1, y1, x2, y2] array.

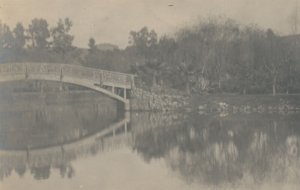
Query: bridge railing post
[[131, 75, 135, 89], [60, 66, 63, 81], [99, 71, 103, 86], [25, 64, 28, 79], [124, 88, 127, 99], [124, 121, 128, 136], [112, 86, 115, 94]]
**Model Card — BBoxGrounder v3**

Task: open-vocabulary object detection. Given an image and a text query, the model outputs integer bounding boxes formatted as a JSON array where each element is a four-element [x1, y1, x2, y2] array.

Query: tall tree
[[28, 18, 50, 49], [262, 29, 287, 95], [0, 23, 14, 49], [85, 37, 98, 67], [227, 26, 264, 94], [129, 27, 160, 87], [129, 27, 157, 55], [51, 18, 74, 53], [288, 3, 300, 34], [13, 23, 26, 50]]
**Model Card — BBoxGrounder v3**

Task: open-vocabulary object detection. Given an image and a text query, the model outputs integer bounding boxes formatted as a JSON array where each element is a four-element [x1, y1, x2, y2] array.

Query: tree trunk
[[31, 34, 35, 48], [272, 77, 277, 96], [152, 73, 157, 87], [186, 82, 191, 95]]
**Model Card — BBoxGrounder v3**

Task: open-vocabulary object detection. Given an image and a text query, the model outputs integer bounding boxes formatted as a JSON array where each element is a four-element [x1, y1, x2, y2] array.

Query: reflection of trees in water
[[58, 164, 75, 179], [14, 165, 26, 177], [0, 100, 118, 149], [0, 162, 75, 180], [31, 166, 51, 180], [0, 141, 99, 181], [0, 167, 12, 181], [133, 113, 300, 187], [0, 117, 129, 181], [0, 97, 125, 181]]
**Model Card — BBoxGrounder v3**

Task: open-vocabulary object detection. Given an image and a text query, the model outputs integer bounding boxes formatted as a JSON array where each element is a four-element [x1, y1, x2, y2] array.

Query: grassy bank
[[190, 94, 300, 111]]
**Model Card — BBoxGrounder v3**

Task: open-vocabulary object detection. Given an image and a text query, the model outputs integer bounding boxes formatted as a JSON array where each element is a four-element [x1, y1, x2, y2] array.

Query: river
[[0, 87, 300, 190]]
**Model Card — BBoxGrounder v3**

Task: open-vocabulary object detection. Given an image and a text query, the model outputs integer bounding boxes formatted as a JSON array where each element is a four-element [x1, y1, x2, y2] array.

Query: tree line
[[0, 18, 77, 63], [1, 17, 300, 95], [0, 18, 133, 72], [127, 18, 300, 95]]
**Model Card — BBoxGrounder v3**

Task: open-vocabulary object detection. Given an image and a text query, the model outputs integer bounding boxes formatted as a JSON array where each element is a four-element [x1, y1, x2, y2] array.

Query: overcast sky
[[0, 0, 299, 48]]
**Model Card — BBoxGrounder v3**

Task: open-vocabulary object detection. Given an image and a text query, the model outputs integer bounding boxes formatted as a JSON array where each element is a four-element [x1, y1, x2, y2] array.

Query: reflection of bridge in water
[[0, 118, 131, 160], [2, 112, 300, 185], [0, 113, 180, 173], [0, 116, 132, 179], [0, 63, 135, 110]]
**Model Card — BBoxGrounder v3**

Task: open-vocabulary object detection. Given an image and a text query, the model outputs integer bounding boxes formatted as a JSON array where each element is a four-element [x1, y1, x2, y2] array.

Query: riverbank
[[130, 86, 300, 113], [130, 87, 189, 111], [130, 84, 300, 113], [192, 94, 300, 114], [1, 81, 300, 114]]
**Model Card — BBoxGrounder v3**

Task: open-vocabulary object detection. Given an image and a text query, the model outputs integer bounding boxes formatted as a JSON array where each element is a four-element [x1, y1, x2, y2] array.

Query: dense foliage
[[1, 17, 300, 95], [128, 19, 300, 95]]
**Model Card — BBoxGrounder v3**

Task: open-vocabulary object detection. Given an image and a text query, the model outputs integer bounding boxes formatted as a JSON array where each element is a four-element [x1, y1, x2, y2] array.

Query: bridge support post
[[40, 81, 44, 96], [131, 75, 135, 89], [124, 88, 127, 99], [124, 122, 128, 136], [112, 86, 115, 94], [124, 101, 130, 111], [25, 65, 28, 79], [59, 82, 63, 91], [60, 68, 63, 81]]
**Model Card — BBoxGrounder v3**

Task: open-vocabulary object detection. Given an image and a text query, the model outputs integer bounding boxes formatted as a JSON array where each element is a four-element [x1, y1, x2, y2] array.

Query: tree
[[288, 4, 300, 34], [88, 37, 97, 53], [51, 18, 74, 53], [0, 23, 14, 49], [173, 33, 200, 94], [173, 19, 240, 93], [129, 27, 157, 55], [226, 26, 265, 94], [128, 27, 160, 87], [13, 23, 26, 50], [262, 29, 287, 95], [155, 36, 178, 86], [28, 18, 50, 49], [84, 37, 101, 68]]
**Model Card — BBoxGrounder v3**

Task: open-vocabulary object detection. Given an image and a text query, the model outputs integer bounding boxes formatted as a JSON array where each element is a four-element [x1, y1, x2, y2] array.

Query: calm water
[[1, 93, 300, 190]]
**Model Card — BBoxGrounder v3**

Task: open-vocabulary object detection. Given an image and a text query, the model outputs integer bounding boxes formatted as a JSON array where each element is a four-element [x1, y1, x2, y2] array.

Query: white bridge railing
[[0, 63, 135, 89]]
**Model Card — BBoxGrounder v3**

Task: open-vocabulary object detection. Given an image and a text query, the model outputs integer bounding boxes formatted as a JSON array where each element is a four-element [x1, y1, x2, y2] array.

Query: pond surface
[[1, 93, 300, 190]]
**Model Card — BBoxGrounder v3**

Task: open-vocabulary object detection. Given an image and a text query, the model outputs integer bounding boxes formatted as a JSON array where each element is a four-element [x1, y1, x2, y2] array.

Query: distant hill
[[96, 43, 119, 51], [281, 34, 300, 58], [281, 34, 300, 45]]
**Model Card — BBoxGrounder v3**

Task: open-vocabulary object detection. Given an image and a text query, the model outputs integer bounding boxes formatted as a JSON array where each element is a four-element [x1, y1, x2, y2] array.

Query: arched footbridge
[[0, 63, 135, 110]]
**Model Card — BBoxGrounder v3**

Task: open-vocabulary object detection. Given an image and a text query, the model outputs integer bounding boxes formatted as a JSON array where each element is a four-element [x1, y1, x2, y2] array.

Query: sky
[[0, 0, 299, 48]]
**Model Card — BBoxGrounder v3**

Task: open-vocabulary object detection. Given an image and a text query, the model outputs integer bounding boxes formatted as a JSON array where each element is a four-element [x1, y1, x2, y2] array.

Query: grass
[[190, 94, 300, 109]]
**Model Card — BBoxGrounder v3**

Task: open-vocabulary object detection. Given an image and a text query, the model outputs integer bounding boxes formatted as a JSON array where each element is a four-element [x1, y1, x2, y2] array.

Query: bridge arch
[[0, 63, 135, 108]]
